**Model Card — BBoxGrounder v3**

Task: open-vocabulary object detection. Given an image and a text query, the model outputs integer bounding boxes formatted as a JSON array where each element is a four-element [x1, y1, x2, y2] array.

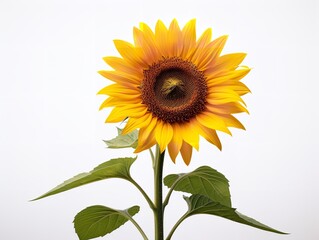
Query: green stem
[[126, 213, 149, 240], [165, 213, 188, 240], [153, 145, 165, 240]]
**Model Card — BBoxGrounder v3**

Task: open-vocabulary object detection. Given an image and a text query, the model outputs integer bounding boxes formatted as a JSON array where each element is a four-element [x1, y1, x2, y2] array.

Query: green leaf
[[74, 205, 140, 240], [33, 157, 136, 200], [184, 194, 287, 234], [103, 128, 138, 149], [164, 166, 231, 207]]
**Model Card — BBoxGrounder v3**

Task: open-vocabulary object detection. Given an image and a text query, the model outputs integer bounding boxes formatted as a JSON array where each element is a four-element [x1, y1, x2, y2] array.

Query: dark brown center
[[141, 57, 207, 123]]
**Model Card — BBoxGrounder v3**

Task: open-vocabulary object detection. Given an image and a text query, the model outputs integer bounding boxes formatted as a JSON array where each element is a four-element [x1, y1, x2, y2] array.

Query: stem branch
[[163, 177, 180, 209], [165, 213, 188, 240], [130, 178, 155, 210], [126, 213, 149, 240]]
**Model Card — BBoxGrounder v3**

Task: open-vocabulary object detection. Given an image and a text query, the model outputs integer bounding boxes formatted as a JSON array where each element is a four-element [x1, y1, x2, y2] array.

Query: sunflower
[[98, 19, 250, 165]]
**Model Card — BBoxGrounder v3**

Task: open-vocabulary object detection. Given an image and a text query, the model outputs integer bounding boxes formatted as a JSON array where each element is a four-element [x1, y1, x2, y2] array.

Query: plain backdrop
[[1, 0, 318, 239]]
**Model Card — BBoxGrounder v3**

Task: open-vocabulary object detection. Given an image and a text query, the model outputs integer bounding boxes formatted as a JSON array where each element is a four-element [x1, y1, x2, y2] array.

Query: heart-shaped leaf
[[164, 166, 231, 207], [74, 205, 139, 240], [103, 128, 138, 149], [184, 194, 286, 234], [33, 157, 136, 200]]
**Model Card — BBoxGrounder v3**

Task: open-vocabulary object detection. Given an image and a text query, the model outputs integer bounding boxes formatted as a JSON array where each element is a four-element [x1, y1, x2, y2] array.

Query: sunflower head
[[98, 19, 250, 165]]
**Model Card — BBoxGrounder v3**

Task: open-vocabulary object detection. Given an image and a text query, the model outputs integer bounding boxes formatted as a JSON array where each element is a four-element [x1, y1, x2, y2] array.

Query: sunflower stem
[[153, 145, 165, 240]]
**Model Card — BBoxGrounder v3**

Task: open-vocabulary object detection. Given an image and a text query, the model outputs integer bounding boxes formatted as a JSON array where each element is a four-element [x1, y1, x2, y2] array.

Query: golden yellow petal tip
[[171, 18, 179, 24]]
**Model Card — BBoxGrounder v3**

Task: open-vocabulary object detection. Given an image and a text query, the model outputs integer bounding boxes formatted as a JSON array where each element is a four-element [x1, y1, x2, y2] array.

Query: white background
[[1, 0, 318, 239]]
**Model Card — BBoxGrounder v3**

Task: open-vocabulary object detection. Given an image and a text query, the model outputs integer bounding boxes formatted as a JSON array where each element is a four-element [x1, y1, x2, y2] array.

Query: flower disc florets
[[141, 57, 207, 123]]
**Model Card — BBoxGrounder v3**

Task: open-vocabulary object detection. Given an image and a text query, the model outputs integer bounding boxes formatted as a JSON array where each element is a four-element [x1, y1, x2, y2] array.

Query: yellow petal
[[134, 118, 157, 153], [98, 70, 141, 86], [206, 102, 249, 114], [123, 104, 148, 118], [98, 84, 140, 99], [167, 124, 183, 162], [99, 97, 115, 110], [99, 96, 141, 110], [197, 28, 212, 49], [168, 19, 182, 56], [113, 40, 147, 68], [105, 107, 127, 123], [180, 141, 193, 165], [206, 53, 247, 75], [162, 123, 174, 151], [137, 117, 157, 145], [196, 112, 231, 135], [139, 23, 160, 59], [155, 20, 168, 57], [190, 28, 212, 62], [102, 57, 143, 78], [207, 98, 246, 106], [206, 68, 251, 86], [122, 113, 152, 134], [133, 26, 159, 63], [196, 35, 228, 70], [180, 120, 200, 150], [207, 89, 246, 106], [196, 122, 222, 150], [139, 22, 156, 36], [181, 19, 196, 59], [217, 114, 245, 130], [216, 82, 251, 96], [134, 131, 156, 153], [208, 86, 241, 95], [106, 104, 147, 122], [167, 142, 178, 163], [155, 120, 173, 152]]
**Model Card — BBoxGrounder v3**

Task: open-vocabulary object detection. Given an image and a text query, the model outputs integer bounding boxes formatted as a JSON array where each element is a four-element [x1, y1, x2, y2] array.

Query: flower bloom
[[98, 19, 250, 165]]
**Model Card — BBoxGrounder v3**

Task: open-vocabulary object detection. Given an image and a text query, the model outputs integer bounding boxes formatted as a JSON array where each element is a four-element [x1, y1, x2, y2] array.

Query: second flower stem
[[154, 145, 165, 240]]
